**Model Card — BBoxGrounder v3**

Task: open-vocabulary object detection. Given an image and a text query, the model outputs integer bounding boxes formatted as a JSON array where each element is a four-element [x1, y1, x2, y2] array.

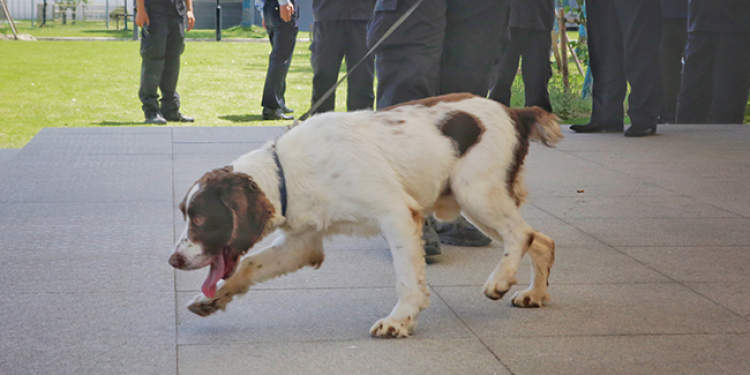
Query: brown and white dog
[[170, 93, 561, 338]]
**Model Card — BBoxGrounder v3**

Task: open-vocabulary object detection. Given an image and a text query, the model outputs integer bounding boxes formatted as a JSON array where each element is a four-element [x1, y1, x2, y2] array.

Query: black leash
[[271, 143, 288, 217]]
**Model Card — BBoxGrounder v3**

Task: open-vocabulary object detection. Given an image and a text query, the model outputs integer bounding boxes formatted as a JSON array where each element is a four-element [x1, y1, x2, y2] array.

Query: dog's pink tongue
[[202, 255, 225, 298]]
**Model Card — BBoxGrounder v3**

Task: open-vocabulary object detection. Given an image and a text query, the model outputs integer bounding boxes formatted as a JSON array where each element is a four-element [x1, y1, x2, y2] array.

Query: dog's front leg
[[188, 231, 324, 317], [370, 209, 429, 338]]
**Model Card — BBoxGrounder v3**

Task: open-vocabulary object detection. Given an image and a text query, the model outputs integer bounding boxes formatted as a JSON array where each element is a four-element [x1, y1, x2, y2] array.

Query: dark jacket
[[509, 0, 554, 31], [313, 0, 376, 22], [688, 0, 750, 33], [146, 0, 186, 17], [661, 0, 687, 19], [264, 0, 300, 28]]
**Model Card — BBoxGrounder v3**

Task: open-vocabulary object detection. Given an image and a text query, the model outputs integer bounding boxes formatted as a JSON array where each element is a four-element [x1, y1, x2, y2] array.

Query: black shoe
[[262, 108, 294, 120], [433, 216, 492, 247], [281, 105, 294, 114], [570, 123, 623, 133], [144, 112, 167, 125], [422, 219, 442, 264], [624, 124, 657, 137], [164, 112, 194, 122]]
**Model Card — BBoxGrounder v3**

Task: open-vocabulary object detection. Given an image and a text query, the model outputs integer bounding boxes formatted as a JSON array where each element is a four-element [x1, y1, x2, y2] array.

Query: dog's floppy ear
[[219, 172, 275, 253]]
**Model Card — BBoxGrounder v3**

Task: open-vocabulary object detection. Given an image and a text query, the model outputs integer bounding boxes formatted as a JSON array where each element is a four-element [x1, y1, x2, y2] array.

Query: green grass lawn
[[0, 37, 596, 149], [2, 20, 281, 39]]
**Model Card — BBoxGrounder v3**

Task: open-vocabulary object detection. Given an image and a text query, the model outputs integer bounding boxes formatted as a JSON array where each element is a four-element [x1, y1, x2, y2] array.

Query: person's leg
[[310, 21, 346, 114], [709, 32, 750, 124], [160, 15, 190, 121], [138, 14, 168, 122], [571, 0, 626, 132], [676, 32, 716, 124], [488, 28, 522, 106], [440, 0, 506, 95], [658, 18, 687, 123], [343, 20, 375, 111], [261, 22, 297, 113], [616, 0, 661, 136], [278, 23, 298, 111], [367, 0, 446, 108], [520, 29, 553, 112]]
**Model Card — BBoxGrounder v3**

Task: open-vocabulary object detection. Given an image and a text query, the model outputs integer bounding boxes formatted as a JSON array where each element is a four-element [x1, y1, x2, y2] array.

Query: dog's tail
[[507, 106, 563, 147]]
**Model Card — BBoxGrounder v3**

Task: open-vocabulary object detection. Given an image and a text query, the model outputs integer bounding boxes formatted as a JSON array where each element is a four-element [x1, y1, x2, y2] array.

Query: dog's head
[[169, 166, 275, 298]]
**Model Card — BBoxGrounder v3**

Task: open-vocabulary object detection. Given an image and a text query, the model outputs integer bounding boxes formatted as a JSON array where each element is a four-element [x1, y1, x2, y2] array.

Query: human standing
[[135, 0, 195, 124], [258, 0, 299, 120], [310, 0, 376, 114], [570, 0, 662, 137], [658, 0, 688, 124], [489, 0, 554, 112], [676, 0, 750, 124], [368, 0, 510, 260]]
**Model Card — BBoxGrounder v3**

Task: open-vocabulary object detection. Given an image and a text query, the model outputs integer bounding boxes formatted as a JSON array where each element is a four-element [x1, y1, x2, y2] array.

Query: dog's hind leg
[[370, 206, 429, 338], [510, 231, 554, 307], [188, 231, 324, 317]]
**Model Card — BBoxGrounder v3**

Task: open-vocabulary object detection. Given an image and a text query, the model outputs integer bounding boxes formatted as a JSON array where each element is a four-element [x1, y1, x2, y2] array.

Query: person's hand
[[135, 10, 149, 28], [279, 3, 294, 22], [186, 10, 195, 31]]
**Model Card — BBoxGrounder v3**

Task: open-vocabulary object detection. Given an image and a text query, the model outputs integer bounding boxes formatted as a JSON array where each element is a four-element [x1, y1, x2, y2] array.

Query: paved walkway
[[1, 124, 748, 374]]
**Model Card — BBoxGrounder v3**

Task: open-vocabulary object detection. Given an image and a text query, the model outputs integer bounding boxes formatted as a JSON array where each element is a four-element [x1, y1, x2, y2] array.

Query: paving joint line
[[429, 286, 516, 375]]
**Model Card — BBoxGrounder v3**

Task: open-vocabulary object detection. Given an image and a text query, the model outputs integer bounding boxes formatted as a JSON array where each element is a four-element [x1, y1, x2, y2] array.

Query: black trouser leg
[[139, 16, 169, 116], [586, 0, 626, 128], [262, 22, 298, 110], [368, 0, 446, 108], [489, 34, 521, 106], [659, 18, 687, 123], [710, 33, 750, 124], [344, 20, 374, 111], [440, 0, 506, 95], [615, 0, 661, 128], [310, 21, 345, 113], [676, 32, 715, 124], [160, 16, 185, 116], [520, 29, 553, 112]]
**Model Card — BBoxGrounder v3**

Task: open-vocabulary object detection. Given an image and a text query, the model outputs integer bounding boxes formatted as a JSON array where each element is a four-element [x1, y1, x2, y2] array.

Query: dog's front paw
[[369, 317, 413, 338], [511, 288, 549, 308], [483, 278, 516, 300], [187, 294, 229, 317]]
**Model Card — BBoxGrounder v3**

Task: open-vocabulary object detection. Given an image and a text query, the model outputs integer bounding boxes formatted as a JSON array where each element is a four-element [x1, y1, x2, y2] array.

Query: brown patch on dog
[[380, 93, 477, 112], [438, 111, 485, 156], [409, 208, 422, 225], [182, 166, 275, 258]]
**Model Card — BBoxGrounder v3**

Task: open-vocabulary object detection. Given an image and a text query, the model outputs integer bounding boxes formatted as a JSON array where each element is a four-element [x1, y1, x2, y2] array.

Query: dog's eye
[[191, 215, 207, 226]]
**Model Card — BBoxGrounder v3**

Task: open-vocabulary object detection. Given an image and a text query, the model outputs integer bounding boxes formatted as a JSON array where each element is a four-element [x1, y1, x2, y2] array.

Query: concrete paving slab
[[427, 244, 669, 287], [0, 201, 173, 227], [0, 158, 172, 203], [17, 128, 172, 161], [434, 283, 750, 338], [565, 218, 750, 247], [533, 195, 737, 219], [0, 149, 19, 164], [686, 282, 750, 317], [0, 292, 175, 375], [173, 141, 267, 156], [178, 338, 511, 375], [621, 246, 750, 283], [172, 126, 285, 143], [0, 223, 174, 293], [485, 334, 750, 375], [176, 287, 472, 344]]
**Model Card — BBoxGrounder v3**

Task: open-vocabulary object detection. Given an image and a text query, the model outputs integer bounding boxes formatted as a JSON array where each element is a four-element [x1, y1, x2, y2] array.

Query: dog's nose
[[169, 253, 186, 269]]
